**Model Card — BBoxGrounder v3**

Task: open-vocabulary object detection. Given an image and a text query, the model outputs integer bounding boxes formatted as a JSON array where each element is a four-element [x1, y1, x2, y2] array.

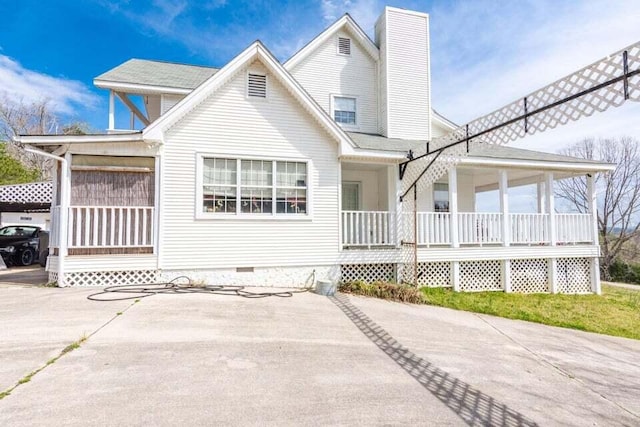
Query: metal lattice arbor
[[398, 42, 640, 284]]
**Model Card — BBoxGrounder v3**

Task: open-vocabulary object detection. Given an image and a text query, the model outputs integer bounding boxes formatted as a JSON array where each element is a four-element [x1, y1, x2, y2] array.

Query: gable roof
[[94, 59, 219, 94], [284, 14, 379, 69], [143, 41, 356, 151]]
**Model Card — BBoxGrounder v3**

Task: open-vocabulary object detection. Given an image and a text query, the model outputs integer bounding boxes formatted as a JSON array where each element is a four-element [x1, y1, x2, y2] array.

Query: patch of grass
[[0, 334, 88, 400], [40, 281, 58, 288], [340, 280, 427, 304], [421, 285, 640, 340]]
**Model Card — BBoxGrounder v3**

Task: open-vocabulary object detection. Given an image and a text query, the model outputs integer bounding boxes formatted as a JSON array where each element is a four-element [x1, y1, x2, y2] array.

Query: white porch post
[[545, 172, 558, 293], [389, 165, 403, 283], [499, 169, 511, 292], [449, 168, 460, 291], [57, 152, 71, 287], [587, 174, 601, 294], [537, 182, 545, 213], [108, 90, 115, 131]]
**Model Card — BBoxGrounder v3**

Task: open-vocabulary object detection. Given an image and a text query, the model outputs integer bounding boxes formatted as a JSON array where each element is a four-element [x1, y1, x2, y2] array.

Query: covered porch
[[340, 154, 606, 250]]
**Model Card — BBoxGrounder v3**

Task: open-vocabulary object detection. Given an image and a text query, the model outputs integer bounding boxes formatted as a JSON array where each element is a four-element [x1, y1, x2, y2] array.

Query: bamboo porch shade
[[70, 155, 154, 206]]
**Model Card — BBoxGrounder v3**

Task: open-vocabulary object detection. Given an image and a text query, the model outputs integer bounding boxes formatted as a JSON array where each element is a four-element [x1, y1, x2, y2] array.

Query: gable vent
[[338, 37, 351, 55], [247, 73, 267, 98]]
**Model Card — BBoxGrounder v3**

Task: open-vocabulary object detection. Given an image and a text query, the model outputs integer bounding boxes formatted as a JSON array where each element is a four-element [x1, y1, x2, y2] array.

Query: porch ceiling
[[463, 167, 582, 193]]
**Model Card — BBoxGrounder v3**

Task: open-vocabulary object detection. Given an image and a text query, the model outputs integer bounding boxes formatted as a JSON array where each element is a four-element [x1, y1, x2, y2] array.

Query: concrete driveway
[[0, 265, 48, 286], [0, 284, 639, 426]]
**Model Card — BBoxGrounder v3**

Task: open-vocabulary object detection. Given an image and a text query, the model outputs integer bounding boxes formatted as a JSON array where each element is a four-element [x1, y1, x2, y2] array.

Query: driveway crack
[[474, 313, 640, 421], [0, 298, 139, 400]]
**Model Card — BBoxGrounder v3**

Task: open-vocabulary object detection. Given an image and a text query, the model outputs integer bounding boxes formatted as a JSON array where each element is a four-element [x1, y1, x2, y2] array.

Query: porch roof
[[346, 132, 615, 171], [94, 59, 219, 94]]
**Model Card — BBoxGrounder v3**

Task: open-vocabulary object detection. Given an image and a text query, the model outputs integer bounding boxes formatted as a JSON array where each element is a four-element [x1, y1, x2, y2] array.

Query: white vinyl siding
[[161, 94, 185, 115], [160, 61, 340, 270], [288, 30, 378, 134]]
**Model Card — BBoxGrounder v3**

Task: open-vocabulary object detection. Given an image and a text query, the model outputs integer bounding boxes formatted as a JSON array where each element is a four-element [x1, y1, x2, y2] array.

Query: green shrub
[[339, 280, 427, 304], [609, 259, 640, 285]]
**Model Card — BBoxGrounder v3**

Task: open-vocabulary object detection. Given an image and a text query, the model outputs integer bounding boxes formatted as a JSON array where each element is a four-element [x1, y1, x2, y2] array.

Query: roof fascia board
[[459, 156, 616, 172], [94, 80, 192, 95], [432, 110, 458, 130], [284, 15, 379, 70], [17, 133, 143, 145]]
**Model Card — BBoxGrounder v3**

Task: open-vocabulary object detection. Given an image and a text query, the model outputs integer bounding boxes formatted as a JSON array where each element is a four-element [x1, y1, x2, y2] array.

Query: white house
[[19, 7, 614, 293]]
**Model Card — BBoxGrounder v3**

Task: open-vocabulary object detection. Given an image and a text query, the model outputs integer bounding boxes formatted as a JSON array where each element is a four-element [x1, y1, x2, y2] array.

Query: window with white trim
[[433, 183, 449, 212], [202, 157, 307, 215], [333, 96, 356, 126]]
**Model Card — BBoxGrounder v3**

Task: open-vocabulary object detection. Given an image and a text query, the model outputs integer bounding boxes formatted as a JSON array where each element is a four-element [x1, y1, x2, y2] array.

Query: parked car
[[0, 225, 43, 266]]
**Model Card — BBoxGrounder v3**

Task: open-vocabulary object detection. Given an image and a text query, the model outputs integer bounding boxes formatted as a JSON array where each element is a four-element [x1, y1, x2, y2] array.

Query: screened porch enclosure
[[49, 155, 156, 255]]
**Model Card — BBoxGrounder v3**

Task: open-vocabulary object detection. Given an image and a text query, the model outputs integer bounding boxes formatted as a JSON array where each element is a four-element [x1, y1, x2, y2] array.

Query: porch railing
[[416, 212, 451, 245], [341, 211, 396, 247], [510, 213, 549, 244], [67, 206, 154, 248], [458, 212, 503, 245], [341, 211, 595, 248], [556, 213, 592, 243]]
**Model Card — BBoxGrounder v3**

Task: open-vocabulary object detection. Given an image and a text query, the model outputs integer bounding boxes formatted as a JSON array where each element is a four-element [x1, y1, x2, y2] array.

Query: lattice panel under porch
[[459, 260, 503, 292], [340, 264, 396, 283], [510, 259, 549, 293], [417, 262, 451, 287], [48, 271, 59, 285], [557, 258, 592, 294], [63, 270, 159, 287]]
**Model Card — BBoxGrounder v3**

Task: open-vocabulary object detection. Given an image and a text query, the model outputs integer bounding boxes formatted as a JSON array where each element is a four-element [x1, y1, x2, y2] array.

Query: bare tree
[[0, 95, 61, 179], [555, 137, 640, 279]]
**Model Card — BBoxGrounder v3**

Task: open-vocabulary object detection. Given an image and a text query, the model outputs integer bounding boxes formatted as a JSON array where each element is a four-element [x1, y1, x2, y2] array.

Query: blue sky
[[1, 0, 639, 157]]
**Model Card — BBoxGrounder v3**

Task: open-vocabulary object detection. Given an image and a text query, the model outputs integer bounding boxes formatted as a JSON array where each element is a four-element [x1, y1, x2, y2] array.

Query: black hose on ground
[[87, 276, 312, 301]]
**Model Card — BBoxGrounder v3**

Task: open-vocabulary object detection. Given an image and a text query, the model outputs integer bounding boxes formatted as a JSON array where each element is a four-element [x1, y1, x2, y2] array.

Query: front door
[[342, 182, 360, 211]]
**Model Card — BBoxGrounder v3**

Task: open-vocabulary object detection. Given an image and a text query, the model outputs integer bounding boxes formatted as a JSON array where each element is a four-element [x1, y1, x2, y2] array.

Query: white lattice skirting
[[557, 258, 592, 294], [510, 259, 549, 293], [417, 262, 451, 287], [341, 257, 597, 294], [460, 260, 503, 292], [60, 270, 159, 287], [341, 263, 396, 283]]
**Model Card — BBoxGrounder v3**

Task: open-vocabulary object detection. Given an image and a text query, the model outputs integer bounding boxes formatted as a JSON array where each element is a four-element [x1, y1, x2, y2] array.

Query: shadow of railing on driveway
[[330, 294, 538, 427]]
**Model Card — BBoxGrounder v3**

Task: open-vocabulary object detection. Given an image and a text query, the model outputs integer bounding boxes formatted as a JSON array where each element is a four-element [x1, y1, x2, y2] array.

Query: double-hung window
[[201, 157, 307, 216], [333, 96, 356, 126]]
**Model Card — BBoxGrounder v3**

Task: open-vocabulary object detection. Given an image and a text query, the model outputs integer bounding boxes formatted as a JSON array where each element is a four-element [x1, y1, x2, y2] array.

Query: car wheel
[[19, 248, 34, 266]]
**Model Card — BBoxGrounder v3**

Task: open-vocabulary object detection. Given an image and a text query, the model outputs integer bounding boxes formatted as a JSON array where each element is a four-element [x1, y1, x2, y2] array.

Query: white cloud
[[0, 54, 98, 116], [430, 0, 640, 153], [321, 0, 382, 34]]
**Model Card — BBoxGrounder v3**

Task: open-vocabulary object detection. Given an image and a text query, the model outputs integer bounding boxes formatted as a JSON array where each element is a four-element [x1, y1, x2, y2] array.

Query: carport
[[0, 181, 52, 282]]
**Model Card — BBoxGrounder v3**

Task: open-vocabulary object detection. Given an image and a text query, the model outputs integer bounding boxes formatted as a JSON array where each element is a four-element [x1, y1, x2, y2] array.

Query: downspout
[[23, 146, 68, 287]]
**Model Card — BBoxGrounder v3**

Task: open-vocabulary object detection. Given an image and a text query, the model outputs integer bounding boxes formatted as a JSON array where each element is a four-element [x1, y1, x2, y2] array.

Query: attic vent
[[247, 73, 267, 98], [338, 37, 351, 55]]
